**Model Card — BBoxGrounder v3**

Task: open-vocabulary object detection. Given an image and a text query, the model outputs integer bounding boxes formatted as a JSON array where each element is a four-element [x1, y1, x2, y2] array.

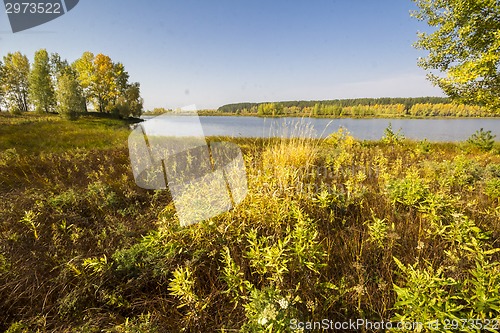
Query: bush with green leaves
[[387, 170, 430, 208], [466, 128, 496, 152], [484, 178, 500, 201], [392, 213, 500, 332], [365, 215, 390, 249], [382, 123, 405, 144], [241, 287, 300, 333]]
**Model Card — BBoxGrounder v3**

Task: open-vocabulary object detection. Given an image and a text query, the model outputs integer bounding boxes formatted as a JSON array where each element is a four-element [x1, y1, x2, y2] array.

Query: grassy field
[[1, 113, 500, 332], [0, 113, 133, 154]]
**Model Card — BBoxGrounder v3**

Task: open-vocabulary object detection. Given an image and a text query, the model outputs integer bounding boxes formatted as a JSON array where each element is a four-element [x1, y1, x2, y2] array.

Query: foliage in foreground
[[1, 115, 500, 332]]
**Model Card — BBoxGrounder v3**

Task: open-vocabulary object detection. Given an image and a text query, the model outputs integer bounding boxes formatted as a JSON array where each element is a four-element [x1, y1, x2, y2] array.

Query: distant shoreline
[[143, 112, 500, 120], [145, 97, 498, 118]]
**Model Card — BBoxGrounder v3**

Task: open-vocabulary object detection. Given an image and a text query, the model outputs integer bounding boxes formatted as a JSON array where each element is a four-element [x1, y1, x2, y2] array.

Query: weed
[[387, 170, 429, 208], [365, 215, 390, 249], [485, 178, 500, 201], [241, 287, 299, 333], [19, 210, 40, 240], [382, 123, 405, 144], [393, 214, 500, 331]]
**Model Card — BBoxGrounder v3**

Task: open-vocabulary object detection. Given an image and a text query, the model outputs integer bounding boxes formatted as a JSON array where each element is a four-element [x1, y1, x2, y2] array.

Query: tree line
[[0, 49, 143, 119], [216, 97, 495, 117], [218, 97, 451, 114]]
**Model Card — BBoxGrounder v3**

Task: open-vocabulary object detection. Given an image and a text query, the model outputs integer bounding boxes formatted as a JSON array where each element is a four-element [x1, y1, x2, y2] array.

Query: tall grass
[[1, 114, 499, 332], [0, 113, 131, 153]]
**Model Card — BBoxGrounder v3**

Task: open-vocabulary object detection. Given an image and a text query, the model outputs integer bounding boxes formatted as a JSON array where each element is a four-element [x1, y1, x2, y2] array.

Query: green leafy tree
[[72, 51, 95, 112], [112, 82, 143, 118], [124, 82, 143, 117], [56, 72, 85, 120], [93, 53, 118, 113], [114, 62, 130, 95], [73, 52, 141, 115], [2, 52, 30, 114], [466, 128, 496, 151], [412, 0, 500, 111], [257, 103, 279, 116], [313, 103, 320, 116], [29, 49, 56, 113], [50, 52, 71, 78]]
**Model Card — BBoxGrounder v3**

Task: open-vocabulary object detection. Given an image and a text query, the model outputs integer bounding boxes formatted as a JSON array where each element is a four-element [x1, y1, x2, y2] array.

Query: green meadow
[[1, 114, 500, 332]]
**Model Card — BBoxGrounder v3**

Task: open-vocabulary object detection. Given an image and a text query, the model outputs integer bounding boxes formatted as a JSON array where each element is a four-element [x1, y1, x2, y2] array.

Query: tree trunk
[[22, 92, 28, 112]]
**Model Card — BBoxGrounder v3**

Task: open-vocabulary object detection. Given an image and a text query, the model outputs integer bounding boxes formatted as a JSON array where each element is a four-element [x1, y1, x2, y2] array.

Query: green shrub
[[86, 181, 119, 209], [392, 214, 500, 332], [0, 252, 10, 273], [382, 123, 405, 144], [244, 207, 326, 285], [417, 139, 432, 154], [485, 178, 500, 200], [107, 313, 159, 333], [241, 287, 299, 333], [48, 189, 79, 211], [111, 231, 178, 278], [423, 155, 483, 193], [0, 148, 20, 166], [365, 215, 390, 249], [387, 170, 429, 208], [5, 322, 28, 333], [466, 128, 496, 152], [19, 210, 40, 240]]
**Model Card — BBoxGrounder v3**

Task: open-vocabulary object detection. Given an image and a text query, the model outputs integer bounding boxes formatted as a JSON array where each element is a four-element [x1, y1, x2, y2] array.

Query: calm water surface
[[141, 116, 500, 142]]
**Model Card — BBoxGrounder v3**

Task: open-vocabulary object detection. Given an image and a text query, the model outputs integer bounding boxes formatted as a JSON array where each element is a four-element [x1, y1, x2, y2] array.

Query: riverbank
[[197, 110, 500, 119], [1, 114, 500, 331]]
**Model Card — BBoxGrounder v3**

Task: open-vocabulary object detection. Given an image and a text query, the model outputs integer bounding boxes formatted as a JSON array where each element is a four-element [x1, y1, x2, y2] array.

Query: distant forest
[[216, 97, 496, 117]]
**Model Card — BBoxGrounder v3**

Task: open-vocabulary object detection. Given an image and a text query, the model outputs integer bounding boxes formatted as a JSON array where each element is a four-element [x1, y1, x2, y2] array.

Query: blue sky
[[0, 0, 443, 110]]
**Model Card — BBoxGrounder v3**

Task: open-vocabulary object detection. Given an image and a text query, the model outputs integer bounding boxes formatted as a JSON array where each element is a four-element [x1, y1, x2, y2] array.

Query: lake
[[141, 116, 500, 142]]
